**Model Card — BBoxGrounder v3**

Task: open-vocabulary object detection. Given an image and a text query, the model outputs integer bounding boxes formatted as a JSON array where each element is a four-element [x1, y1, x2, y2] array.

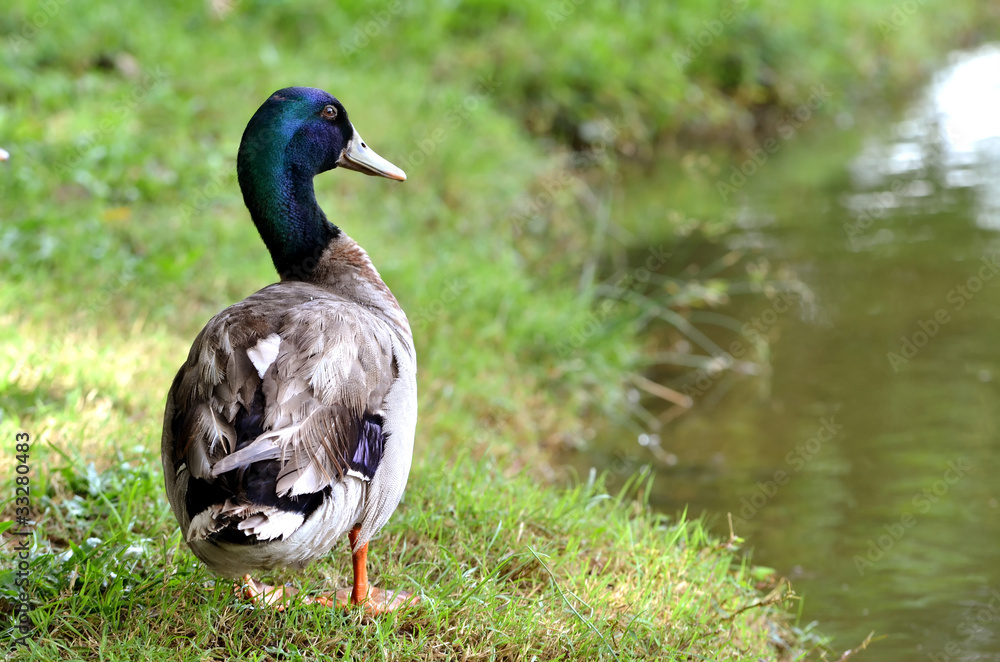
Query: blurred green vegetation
[[1, 0, 996, 659], [3, 0, 995, 452]]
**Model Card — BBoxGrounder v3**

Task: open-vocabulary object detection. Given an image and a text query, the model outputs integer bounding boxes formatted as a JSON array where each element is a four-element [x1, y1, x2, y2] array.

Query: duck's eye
[[321, 105, 338, 120]]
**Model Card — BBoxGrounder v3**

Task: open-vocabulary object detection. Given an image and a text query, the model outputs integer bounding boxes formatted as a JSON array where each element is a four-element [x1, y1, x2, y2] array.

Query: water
[[582, 45, 1000, 660]]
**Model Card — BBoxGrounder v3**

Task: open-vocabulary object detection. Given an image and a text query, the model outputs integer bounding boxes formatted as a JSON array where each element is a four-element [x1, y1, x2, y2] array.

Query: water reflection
[[850, 44, 1000, 233], [581, 46, 1000, 660]]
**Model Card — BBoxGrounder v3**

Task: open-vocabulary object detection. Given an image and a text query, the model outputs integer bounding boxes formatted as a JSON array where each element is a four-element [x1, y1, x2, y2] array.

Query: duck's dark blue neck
[[239, 160, 341, 280]]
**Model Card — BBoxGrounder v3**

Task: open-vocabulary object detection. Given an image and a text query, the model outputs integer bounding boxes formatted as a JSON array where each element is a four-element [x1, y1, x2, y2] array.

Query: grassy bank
[[0, 0, 993, 659], [3, 441, 815, 660]]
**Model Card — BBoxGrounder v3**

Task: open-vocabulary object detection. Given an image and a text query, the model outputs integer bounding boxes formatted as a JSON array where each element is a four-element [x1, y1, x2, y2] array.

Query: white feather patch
[[187, 507, 222, 541], [347, 469, 370, 482], [247, 333, 282, 379], [237, 510, 304, 541]]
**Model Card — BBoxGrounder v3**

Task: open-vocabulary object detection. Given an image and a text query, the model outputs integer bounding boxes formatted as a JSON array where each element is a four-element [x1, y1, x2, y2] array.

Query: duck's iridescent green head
[[238, 87, 405, 184], [236, 87, 405, 278]]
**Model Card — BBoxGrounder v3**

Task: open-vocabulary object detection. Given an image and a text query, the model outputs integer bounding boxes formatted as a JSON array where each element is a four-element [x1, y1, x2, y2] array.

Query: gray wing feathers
[[202, 297, 398, 498], [356, 332, 417, 547], [181, 404, 236, 479]]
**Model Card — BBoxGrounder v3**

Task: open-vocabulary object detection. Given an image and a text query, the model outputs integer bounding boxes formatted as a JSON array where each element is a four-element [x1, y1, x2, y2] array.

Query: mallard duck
[[161, 87, 417, 613]]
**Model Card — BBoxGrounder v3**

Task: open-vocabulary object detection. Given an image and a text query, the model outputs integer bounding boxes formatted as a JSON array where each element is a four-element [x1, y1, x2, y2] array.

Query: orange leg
[[234, 525, 418, 613], [349, 524, 369, 604], [332, 524, 419, 613]]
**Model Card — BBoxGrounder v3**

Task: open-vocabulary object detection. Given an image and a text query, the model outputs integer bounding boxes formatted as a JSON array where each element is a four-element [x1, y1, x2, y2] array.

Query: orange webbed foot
[[334, 586, 419, 614], [235, 574, 300, 611]]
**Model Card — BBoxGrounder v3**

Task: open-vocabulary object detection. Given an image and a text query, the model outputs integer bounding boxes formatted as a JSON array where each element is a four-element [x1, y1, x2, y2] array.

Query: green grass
[[1, 0, 995, 659], [3, 447, 820, 661]]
